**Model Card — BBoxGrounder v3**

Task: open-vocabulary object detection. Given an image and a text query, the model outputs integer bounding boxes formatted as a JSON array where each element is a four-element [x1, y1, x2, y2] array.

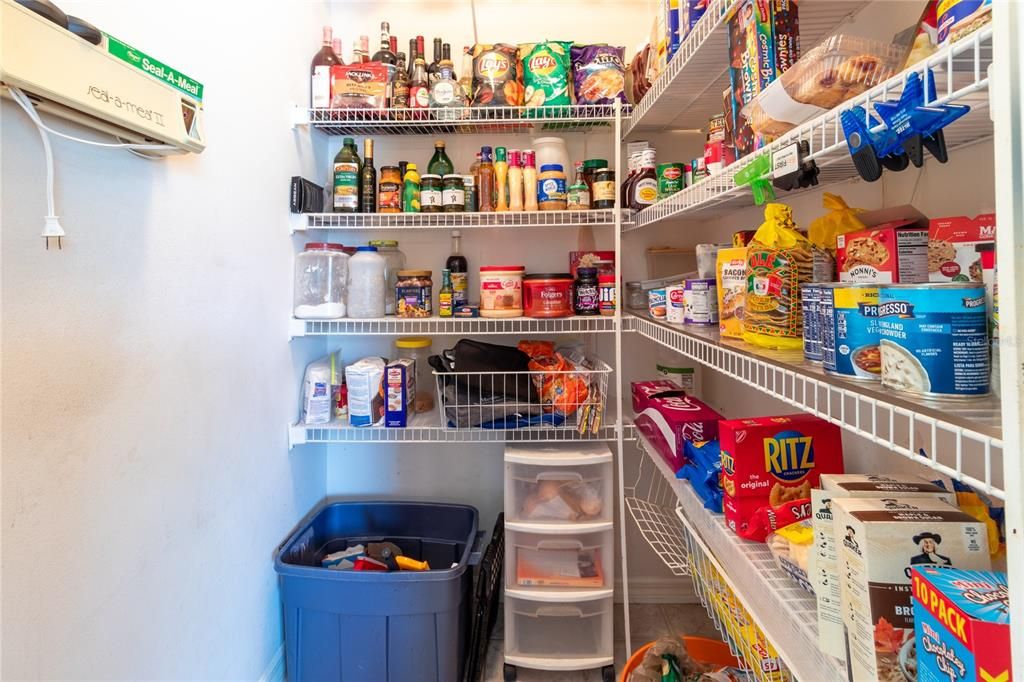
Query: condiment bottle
[[567, 161, 590, 210], [522, 150, 538, 212], [574, 267, 600, 316], [333, 137, 361, 213], [494, 147, 509, 212], [439, 269, 454, 317], [477, 146, 495, 212], [360, 138, 376, 213], [507, 150, 524, 212], [378, 166, 402, 213], [403, 162, 421, 213], [427, 140, 454, 176], [630, 148, 658, 211], [446, 230, 469, 306], [621, 151, 640, 210], [463, 175, 477, 212]]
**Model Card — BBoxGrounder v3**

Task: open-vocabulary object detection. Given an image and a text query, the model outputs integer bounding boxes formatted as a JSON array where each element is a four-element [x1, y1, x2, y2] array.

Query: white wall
[[1, 1, 329, 678]]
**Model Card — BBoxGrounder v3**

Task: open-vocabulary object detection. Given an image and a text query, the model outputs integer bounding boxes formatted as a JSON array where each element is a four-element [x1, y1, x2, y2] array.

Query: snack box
[[632, 380, 723, 471], [811, 474, 956, 661], [716, 246, 747, 338], [720, 414, 843, 535], [837, 219, 930, 284], [384, 358, 415, 427], [832, 497, 991, 682], [911, 566, 1011, 682], [928, 213, 995, 283]]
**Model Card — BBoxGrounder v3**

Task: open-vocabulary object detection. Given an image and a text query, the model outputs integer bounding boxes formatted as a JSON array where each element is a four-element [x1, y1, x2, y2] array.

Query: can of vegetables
[[657, 163, 685, 199]]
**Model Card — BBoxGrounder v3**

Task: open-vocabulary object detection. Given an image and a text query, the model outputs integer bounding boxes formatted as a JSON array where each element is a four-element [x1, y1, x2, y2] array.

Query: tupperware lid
[[369, 239, 399, 248], [395, 336, 432, 349], [539, 164, 563, 173], [356, 245, 378, 252], [480, 265, 526, 272], [397, 269, 432, 277], [305, 242, 345, 251], [583, 159, 609, 169], [523, 273, 573, 281]]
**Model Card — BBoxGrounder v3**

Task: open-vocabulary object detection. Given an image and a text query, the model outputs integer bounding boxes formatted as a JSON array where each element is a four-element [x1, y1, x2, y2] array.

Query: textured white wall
[[1, 1, 329, 678]]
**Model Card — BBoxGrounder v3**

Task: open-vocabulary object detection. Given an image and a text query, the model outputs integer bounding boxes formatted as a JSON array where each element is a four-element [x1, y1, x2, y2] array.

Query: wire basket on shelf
[[624, 439, 690, 576]]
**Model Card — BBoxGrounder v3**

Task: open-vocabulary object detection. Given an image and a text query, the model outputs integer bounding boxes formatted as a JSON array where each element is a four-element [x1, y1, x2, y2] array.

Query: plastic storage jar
[[347, 245, 387, 319], [480, 266, 525, 318], [294, 242, 349, 319], [394, 336, 435, 413], [522, 274, 574, 318], [368, 240, 406, 315], [532, 137, 571, 178]]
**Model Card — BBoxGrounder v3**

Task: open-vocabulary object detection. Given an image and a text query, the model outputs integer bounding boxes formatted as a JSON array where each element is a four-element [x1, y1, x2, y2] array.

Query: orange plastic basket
[[621, 636, 743, 681]]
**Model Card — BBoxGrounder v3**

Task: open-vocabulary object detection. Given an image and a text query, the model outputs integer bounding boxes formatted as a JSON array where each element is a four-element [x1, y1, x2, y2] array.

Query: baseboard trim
[[259, 643, 285, 682], [615, 577, 698, 604]]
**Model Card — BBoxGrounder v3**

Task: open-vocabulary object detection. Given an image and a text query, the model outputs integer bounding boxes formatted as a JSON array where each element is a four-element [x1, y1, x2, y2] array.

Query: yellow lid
[[395, 336, 432, 349]]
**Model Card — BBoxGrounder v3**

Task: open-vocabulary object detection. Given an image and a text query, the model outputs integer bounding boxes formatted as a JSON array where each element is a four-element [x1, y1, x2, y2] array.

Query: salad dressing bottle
[[522, 150, 538, 212], [494, 147, 509, 212], [477, 146, 495, 212], [508, 150, 524, 212]]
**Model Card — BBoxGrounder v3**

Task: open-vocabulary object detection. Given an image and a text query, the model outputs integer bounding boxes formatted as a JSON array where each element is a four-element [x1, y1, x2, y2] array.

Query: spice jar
[[574, 267, 600, 316], [537, 164, 567, 211], [420, 174, 443, 213], [395, 270, 433, 318], [599, 274, 616, 316], [582, 159, 608, 208], [294, 242, 349, 319], [479, 265, 525, 318], [378, 166, 402, 213], [368, 240, 406, 315], [442, 175, 465, 212], [394, 336, 434, 412], [592, 168, 616, 209]]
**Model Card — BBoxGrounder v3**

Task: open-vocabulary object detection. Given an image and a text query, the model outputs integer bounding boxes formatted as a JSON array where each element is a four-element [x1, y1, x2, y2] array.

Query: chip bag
[[519, 341, 588, 416], [571, 44, 628, 105], [807, 192, 866, 281], [522, 41, 572, 110], [743, 203, 812, 350], [471, 43, 524, 106]]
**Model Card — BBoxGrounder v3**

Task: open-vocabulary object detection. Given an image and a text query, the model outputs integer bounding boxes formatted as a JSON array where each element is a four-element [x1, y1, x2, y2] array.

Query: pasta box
[[928, 213, 996, 283], [631, 380, 723, 471], [831, 497, 991, 682], [911, 567, 1011, 682], [720, 414, 843, 535]]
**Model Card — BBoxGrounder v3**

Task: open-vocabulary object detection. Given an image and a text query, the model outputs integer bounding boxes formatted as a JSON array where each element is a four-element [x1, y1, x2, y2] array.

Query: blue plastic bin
[[274, 500, 482, 682]]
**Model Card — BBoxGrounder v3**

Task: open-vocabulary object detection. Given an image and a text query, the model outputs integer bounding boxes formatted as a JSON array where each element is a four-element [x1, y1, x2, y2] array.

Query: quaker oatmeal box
[[928, 213, 995, 283], [837, 220, 929, 284], [832, 497, 991, 682], [811, 475, 956, 661]]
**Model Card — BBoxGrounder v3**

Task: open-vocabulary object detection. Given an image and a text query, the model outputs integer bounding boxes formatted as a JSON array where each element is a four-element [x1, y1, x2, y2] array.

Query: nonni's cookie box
[[720, 413, 843, 535], [837, 219, 930, 284], [632, 380, 723, 471], [832, 497, 991, 682], [911, 566, 1011, 682]]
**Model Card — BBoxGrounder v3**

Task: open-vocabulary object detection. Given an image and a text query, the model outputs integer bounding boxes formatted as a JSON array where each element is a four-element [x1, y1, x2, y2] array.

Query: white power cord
[[7, 86, 171, 249]]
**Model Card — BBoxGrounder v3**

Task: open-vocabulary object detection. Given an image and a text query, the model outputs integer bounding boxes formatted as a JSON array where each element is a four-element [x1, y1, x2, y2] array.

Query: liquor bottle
[[442, 43, 453, 70], [409, 57, 430, 112], [428, 61, 467, 119], [360, 139, 377, 213], [458, 47, 474, 102], [371, 22, 397, 107], [477, 146, 495, 212], [398, 161, 408, 210], [389, 36, 397, 55], [446, 231, 469, 306], [333, 137, 361, 213], [393, 52, 410, 113], [403, 163, 421, 213], [354, 35, 370, 63], [428, 141, 454, 176], [439, 269, 454, 317], [311, 26, 341, 108], [331, 38, 344, 63], [630, 148, 658, 211], [415, 36, 425, 75], [427, 38, 443, 86]]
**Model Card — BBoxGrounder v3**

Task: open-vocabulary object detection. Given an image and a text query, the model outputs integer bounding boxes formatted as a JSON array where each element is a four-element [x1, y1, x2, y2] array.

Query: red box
[[632, 380, 723, 472], [837, 220, 930, 284], [721, 414, 844, 534], [928, 213, 996, 283]]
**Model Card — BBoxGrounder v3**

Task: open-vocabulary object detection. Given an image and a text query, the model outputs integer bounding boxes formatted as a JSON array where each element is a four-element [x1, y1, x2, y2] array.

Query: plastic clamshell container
[[504, 455, 613, 526], [505, 525, 614, 592], [503, 592, 614, 669], [274, 500, 482, 682], [742, 35, 907, 137], [766, 530, 815, 595]]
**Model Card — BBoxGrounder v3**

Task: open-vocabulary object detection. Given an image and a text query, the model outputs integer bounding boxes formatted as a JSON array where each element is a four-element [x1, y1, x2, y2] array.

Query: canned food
[[820, 284, 880, 381], [666, 285, 686, 324], [877, 283, 989, 398], [683, 278, 718, 325], [800, 284, 823, 362], [657, 163, 684, 200], [649, 288, 667, 319]]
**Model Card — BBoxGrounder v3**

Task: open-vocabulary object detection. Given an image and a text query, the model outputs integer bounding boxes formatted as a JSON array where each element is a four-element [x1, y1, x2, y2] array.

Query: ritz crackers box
[[720, 414, 843, 535], [911, 567, 1011, 682], [632, 380, 723, 472]]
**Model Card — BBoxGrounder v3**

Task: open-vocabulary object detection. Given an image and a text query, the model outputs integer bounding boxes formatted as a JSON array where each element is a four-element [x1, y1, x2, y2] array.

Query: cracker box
[[716, 247, 747, 338], [837, 220, 930, 284], [632, 380, 723, 472], [911, 567, 1011, 682], [720, 414, 844, 535], [811, 475, 956, 661], [928, 213, 996, 283], [832, 497, 991, 682], [384, 358, 415, 427]]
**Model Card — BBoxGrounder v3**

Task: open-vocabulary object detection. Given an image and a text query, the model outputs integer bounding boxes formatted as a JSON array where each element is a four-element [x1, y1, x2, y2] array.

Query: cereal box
[[837, 220, 930, 284], [811, 475, 956, 661], [911, 567, 1011, 682], [717, 246, 747, 338], [720, 414, 844, 535], [632, 380, 723, 471], [928, 213, 996, 283], [832, 497, 991, 682]]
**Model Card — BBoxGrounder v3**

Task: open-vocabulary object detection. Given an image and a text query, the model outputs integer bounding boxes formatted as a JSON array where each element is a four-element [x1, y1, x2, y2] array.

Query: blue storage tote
[[274, 500, 482, 682]]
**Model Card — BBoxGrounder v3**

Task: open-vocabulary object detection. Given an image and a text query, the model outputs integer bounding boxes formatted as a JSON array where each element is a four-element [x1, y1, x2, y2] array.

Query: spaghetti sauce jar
[[378, 166, 402, 213]]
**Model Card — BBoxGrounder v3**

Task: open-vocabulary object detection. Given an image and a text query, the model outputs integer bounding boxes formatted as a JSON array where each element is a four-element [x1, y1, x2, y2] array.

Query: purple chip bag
[[571, 44, 627, 105]]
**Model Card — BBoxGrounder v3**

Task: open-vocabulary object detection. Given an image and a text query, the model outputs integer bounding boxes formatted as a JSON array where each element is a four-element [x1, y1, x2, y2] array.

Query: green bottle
[[439, 269, 453, 317], [403, 162, 421, 213], [333, 137, 361, 213], [427, 140, 454, 176]]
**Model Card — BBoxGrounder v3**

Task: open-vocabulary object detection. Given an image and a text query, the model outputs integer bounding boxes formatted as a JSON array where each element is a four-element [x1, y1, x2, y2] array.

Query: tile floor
[[482, 602, 719, 681]]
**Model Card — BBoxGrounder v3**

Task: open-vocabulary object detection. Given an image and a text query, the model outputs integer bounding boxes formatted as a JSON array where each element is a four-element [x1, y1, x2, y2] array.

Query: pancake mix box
[[631, 380, 723, 471], [831, 497, 991, 682], [911, 566, 1011, 682]]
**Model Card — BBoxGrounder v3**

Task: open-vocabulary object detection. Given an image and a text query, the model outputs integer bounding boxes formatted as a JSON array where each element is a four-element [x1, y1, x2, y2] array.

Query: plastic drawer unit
[[503, 591, 614, 671], [504, 442, 613, 526]]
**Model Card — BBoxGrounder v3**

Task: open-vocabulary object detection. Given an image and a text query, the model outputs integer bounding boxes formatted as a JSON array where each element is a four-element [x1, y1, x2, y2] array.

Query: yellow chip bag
[[807, 192, 867, 281]]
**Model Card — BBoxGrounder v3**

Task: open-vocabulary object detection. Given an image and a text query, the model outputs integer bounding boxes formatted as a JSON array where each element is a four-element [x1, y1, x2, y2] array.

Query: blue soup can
[[877, 283, 989, 398], [801, 284, 823, 362], [820, 284, 881, 381]]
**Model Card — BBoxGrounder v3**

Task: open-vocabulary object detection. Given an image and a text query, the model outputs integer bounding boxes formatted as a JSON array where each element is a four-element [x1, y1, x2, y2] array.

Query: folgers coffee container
[[522, 274, 574, 318], [819, 284, 881, 381], [657, 163, 684, 199], [877, 283, 989, 398], [800, 284, 823, 362]]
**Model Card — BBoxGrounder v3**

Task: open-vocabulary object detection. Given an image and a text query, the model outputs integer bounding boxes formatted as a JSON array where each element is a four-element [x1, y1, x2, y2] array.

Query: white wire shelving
[[626, 312, 1005, 499], [291, 209, 631, 232], [625, 0, 862, 136], [296, 103, 630, 136], [624, 438, 690, 577], [625, 26, 993, 230], [290, 315, 617, 338]]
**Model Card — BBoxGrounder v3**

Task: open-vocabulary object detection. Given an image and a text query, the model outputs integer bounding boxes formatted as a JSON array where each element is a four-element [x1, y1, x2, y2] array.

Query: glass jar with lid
[[368, 240, 407, 315], [294, 242, 349, 319], [420, 174, 443, 213], [394, 336, 435, 413]]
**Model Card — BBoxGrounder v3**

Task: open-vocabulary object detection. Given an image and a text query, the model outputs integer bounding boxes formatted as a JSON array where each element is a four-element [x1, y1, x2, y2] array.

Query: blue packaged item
[[677, 440, 723, 512], [667, 0, 681, 58], [937, 0, 991, 45], [680, 0, 709, 39]]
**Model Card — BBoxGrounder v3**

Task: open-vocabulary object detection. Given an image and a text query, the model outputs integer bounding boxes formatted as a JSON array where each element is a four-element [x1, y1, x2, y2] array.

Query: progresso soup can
[[877, 283, 989, 398], [801, 283, 823, 362], [820, 284, 881, 381]]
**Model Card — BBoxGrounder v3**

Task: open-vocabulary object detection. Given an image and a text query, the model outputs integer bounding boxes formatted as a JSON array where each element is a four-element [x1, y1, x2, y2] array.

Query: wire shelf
[[624, 439, 689, 577], [300, 103, 630, 136], [290, 315, 617, 338], [626, 312, 1005, 499], [292, 209, 623, 232], [626, 26, 994, 228]]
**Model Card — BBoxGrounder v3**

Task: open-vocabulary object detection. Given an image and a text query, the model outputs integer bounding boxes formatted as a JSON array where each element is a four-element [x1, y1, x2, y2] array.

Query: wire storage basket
[[432, 357, 611, 435], [624, 439, 690, 576]]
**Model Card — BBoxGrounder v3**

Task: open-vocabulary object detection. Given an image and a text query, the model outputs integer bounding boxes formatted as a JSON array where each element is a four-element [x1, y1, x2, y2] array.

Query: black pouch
[[430, 339, 538, 403]]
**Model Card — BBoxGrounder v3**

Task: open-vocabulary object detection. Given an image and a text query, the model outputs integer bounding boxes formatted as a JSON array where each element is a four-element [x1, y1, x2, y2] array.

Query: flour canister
[[683, 279, 718, 325], [820, 284, 880, 381], [666, 285, 686, 324], [877, 283, 989, 398]]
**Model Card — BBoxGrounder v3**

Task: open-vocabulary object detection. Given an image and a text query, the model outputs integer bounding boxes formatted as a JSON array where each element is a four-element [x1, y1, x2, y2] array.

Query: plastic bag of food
[[518, 341, 588, 416], [522, 40, 572, 108], [743, 203, 812, 350], [571, 44, 628, 105], [808, 192, 867, 281], [767, 518, 815, 593], [471, 43, 523, 106]]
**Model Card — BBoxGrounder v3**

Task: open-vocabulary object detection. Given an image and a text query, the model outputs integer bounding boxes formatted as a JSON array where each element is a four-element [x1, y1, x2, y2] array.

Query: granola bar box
[[837, 220, 930, 284], [832, 497, 991, 682], [911, 566, 1011, 682], [631, 380, 723, 472]]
